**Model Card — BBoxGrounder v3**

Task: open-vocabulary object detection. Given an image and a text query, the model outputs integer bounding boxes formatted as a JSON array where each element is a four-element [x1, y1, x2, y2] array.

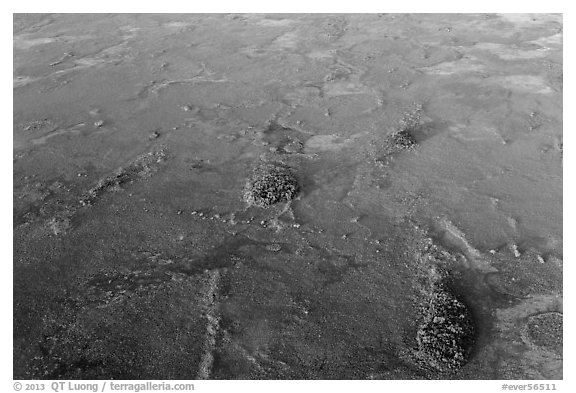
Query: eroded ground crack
[[197, 268, 226, 380]]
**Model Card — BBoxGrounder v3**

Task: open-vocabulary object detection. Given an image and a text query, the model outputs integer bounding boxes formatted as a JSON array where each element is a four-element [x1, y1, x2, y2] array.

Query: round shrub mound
[[243, 164, 299, 208], [416, 285, 475, 372]]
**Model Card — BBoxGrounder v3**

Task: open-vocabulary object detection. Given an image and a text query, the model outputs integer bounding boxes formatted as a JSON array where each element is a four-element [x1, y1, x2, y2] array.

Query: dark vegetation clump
[[243, 164, 299, 208], [390, 129, 417, 149], [379, 106, 422, 159], [390, 107, 421, 149], [416, 283, 475, 372]]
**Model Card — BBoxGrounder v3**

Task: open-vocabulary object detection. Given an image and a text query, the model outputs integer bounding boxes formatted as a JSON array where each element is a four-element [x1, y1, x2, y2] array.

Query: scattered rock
[[85, 269, 171, 304], [243, 164, 299, 208], [484, 248, 562, 298], [265, 243, 282, 252], [20, 118, 56, 132], [283, 139, 304, 154], [47, 216, 71, 235], [509, 243, 521, 258]]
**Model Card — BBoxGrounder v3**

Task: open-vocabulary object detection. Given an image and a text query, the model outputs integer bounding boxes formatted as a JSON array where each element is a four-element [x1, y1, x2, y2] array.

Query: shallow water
[[13, 14, 562, 379]]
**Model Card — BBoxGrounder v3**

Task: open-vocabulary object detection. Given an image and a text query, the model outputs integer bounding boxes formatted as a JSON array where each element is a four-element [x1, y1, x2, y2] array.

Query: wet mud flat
[[13, 14, 562, 379]]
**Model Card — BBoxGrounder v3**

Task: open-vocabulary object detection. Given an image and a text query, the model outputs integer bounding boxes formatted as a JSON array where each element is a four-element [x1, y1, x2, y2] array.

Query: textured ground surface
[[13, 14, 562, 379]]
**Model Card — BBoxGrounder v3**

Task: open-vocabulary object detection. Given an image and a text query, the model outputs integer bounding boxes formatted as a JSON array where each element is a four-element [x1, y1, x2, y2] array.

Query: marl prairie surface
[[13, 14, 562, 379]]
